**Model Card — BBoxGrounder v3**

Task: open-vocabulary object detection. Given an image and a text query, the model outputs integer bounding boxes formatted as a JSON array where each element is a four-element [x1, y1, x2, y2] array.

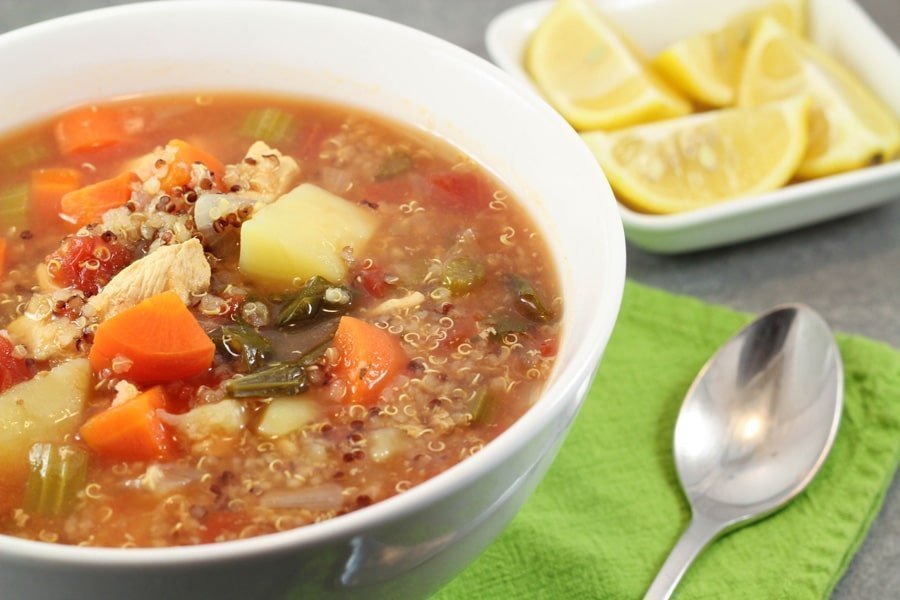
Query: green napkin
[[437, 281, 900, 599]]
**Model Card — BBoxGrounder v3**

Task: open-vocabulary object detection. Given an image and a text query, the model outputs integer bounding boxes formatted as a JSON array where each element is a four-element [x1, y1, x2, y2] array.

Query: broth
[[0, 94, 560, 547]]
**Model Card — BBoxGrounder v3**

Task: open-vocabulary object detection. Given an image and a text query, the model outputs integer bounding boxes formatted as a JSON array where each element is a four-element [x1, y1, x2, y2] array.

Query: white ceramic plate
[[487, 0, 900, 253]]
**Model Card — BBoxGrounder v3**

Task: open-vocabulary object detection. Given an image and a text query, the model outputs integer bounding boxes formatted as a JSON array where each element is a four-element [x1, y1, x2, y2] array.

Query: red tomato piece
[[428, 171, 491, 214], [358, 265, 387, 298], [47, 234, 132, 295], [0, 336, 31, 393]]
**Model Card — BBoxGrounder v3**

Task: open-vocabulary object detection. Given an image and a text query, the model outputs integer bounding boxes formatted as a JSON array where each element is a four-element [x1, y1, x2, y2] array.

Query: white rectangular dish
[[487, 0, 900, 253]]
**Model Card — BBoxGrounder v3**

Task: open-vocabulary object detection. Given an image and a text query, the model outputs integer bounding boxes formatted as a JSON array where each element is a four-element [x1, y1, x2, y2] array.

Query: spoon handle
[[643, 514, 722, 600]]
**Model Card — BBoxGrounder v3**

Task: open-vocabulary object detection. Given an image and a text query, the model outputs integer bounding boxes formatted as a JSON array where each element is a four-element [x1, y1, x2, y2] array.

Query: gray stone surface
[[0, 1, 897, 598]]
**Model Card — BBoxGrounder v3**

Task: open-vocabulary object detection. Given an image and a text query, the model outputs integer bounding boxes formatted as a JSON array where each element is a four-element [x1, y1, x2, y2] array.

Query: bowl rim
[[0, 0, 626, 565]]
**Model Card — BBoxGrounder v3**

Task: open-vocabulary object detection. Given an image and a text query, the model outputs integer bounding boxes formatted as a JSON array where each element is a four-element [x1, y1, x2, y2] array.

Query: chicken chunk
[[89, 238, 210, 319], [223, 141, 301, 202]]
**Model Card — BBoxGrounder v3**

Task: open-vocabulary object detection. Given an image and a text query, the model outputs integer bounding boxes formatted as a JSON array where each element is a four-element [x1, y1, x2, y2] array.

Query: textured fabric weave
[[437, 281, 900, 599]]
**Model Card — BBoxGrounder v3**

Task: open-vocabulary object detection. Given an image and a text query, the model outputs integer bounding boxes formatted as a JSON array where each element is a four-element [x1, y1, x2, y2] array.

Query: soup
[[0, 94, 560, 547]]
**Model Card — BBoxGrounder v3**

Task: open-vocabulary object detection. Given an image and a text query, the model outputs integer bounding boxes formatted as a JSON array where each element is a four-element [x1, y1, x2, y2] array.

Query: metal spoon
[[644, 304, 843, 600]]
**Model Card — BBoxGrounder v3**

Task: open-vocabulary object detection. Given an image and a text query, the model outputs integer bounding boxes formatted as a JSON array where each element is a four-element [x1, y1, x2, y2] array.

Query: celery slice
[[441, 257, 486, 295], [3, 140, 52, 171], [24, 443, 89, 517], [239, 108, 298, 145], [0, 182, 29, 230], [375, 152, 412, 181], [470, 389, 497, 425]]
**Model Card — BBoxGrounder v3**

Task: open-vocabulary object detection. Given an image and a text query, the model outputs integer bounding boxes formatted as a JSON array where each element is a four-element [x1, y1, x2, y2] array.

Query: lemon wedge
[[652, 0, 806, 107], [581, 97, 810, 214], [739, 18, 900, 178], [525, 0, 690, 130]]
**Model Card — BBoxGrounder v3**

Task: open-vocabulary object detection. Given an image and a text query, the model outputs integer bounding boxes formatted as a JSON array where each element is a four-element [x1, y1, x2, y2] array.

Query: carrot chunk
[[89, 290, 215, 384], [54, 106, 129, 156], [60, 171, 139, 228], [331, 316, 407, 405], [0, 238, 6, 282], [159, 139, 224, 192], [79, 386, 174, 462], [30, 168, 83, 232]]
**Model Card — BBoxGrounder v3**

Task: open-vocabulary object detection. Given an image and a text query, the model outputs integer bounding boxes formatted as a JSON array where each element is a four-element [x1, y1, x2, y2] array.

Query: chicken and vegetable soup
[[0, 95, 560, 547]]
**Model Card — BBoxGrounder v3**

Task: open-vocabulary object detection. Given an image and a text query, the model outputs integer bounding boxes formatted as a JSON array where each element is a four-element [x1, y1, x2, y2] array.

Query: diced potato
[[240, 183, 378, 285], [368, 428, 407, 463], [159, 399, 246, 441], [7, 313, 81, 361], [0, 359, 91, 471], [256, 397, 320, 437]]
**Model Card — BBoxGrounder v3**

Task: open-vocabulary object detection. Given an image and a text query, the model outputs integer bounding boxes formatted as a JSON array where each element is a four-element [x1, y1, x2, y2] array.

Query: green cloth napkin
[[437, 281, 900, 600]]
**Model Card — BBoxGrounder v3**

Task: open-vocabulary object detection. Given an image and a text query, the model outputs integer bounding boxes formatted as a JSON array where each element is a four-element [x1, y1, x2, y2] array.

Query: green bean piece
[[276, 276, 351, 328], [24, 443, 89, 517], [227, 362, 309, 398], [0, 182, 30, 230], [238, 108, 298, 146], [506, 274, 553, 322], [441, 257, 486, 295], [374, 151, 413, 181], [470, 389, 497, 425], [216, 324, 273, 372]]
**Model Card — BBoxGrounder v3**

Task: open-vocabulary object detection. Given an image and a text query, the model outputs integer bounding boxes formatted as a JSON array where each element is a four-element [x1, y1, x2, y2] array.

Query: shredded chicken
[[223, 141, 300, 201], [367, 291, 426, 315], [89, 238, 210, 319]]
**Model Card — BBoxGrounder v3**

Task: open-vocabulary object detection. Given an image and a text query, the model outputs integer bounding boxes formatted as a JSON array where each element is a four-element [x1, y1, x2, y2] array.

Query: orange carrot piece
[[89, 290, 215, 384], [60, 171, 139, 228], [79, 386, 174, 462], [331, 316, 407, 405], [54, 106, 129, 156], [0, 238, 6, 281], [30, 168, 83, 232], [158, 139, 224, 192]]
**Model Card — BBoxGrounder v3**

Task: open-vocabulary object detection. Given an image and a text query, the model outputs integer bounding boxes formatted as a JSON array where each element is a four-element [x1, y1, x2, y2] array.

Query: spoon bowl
[[645, 304, 843, 600]]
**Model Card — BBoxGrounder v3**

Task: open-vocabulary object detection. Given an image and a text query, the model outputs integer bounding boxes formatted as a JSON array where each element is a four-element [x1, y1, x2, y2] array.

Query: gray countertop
[[1, 0, 897, 597]]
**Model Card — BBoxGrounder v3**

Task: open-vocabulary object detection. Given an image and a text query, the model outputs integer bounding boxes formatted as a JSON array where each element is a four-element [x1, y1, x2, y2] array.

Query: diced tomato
[[358, 264, 387, 298], [361, 178, 414, 206], [539, 338, 558, 358], [47, 234, 132, 295], [0, 336, 30, 393], [428, 171, 491, 214], [442, 315, 479, 349], [200, 510, 249, 544]]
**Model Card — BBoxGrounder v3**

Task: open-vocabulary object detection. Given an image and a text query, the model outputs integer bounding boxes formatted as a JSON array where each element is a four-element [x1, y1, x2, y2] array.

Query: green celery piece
[[0, 183, 29, 229], [470, 389, 497, 425], [239, 108, 298, 146], [374, 151, 413, 181], [3, 140, 52, 171], [442, 257, 486, 295], [24, 443, 89, 517], [227, 362, 308, 398], [0, 182, 29, 230]]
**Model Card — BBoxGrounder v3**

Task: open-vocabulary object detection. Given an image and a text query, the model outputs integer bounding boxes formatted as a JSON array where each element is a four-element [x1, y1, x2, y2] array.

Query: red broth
[[0, 94, 560, 547]]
